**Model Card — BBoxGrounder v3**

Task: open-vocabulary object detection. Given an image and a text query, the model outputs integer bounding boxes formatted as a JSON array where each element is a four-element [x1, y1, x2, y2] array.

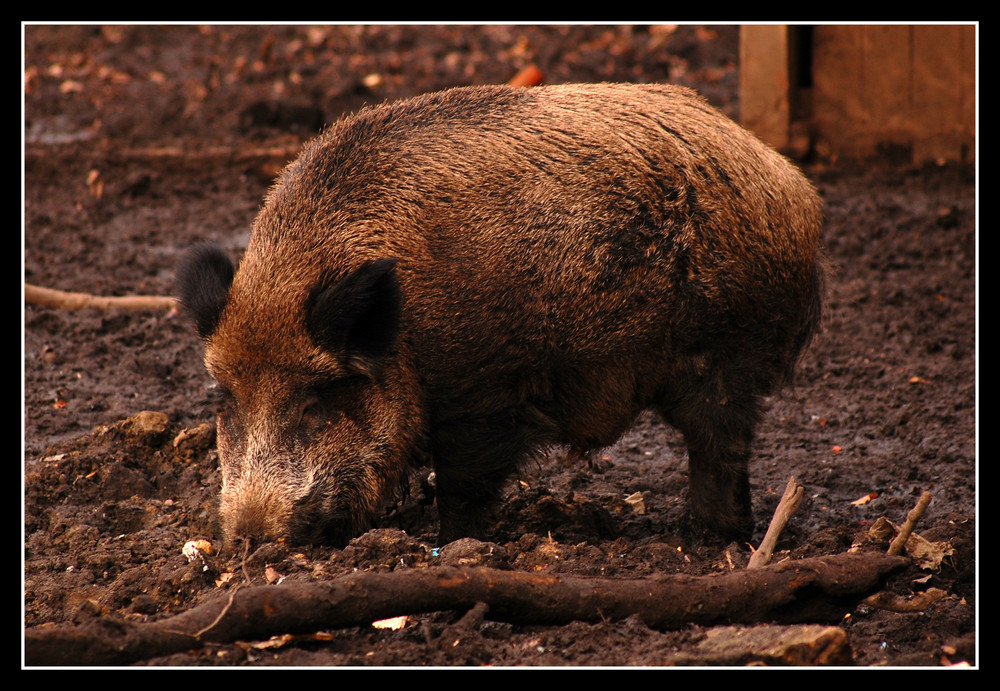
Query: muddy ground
[[23, 25, 977, 667]]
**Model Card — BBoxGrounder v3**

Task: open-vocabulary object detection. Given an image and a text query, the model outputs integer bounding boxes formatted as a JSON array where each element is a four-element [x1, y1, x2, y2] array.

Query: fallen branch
[[748, 476, 804, 569], [24, 552, 907, 666], [24, 283, 177, 312]]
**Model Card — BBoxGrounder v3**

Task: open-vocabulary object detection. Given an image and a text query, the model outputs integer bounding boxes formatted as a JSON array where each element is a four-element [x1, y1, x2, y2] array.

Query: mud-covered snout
[[212, 389, 401, 548], [213, 417, 384, 548], [217, 458, 376, 549]]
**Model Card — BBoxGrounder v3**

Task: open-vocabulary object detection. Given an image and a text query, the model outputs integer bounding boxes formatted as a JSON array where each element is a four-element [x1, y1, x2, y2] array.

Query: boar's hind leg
[[660, 393, 760, 542], [684, 442, 754, 542]]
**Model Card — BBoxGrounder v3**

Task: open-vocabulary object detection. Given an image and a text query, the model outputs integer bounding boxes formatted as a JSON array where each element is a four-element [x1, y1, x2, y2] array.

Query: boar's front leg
[[433, 455, 512, 545], [429, 409, 547, 545]]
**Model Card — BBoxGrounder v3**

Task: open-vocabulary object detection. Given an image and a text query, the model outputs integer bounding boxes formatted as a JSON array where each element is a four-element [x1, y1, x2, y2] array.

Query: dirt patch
[[23, 25, 976, 667]]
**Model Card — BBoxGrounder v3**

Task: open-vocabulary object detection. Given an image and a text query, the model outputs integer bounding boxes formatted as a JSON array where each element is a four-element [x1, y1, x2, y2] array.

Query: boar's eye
[[296, 377, 363, 432], [208, 385, 243, 437], [298, 397, 332, 433], [205, 382, 234, 414]]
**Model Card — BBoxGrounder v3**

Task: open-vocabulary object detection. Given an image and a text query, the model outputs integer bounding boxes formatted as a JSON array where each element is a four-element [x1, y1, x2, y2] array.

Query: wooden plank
[[860, 25, 912, 141], [811, 24, 864, 160], [811, 24, 975, 163], [912, 24, 976, 163], [746, 23, 975, 163]]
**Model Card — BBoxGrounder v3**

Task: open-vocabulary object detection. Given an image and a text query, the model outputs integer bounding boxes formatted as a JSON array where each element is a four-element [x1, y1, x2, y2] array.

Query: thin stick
[[24, 144, 301, 163], [888, 491, 932, 556], [192, 585, 242, 640], [25, 283, 177, 311], [748, 476, 804, 569]]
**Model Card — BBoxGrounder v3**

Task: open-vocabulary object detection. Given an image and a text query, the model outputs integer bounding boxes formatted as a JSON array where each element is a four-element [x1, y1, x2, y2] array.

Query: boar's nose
[[220, 484, 294, 548]]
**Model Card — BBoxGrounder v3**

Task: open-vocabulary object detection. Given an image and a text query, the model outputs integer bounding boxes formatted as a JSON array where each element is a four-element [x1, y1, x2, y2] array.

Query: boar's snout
[[219, 474, 368, 549]]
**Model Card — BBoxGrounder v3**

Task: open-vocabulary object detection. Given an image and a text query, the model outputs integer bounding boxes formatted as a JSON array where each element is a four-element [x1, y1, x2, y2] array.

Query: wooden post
[[740, 25, 791, 152]]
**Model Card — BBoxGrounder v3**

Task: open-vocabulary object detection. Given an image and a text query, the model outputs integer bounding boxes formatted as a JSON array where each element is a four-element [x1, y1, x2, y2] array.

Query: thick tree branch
[[24, 552, 907, 666]]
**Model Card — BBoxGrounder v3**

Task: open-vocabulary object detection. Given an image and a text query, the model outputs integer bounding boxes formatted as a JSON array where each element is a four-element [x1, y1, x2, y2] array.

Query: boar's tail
[[784, 258, 826, 387]]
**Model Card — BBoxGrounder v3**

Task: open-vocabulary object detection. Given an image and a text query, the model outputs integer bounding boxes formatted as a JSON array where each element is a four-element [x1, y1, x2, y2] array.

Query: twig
[[861, 587, 947, 613], [436, 601, 490, 650], [192, 585, 243, 640], [24, 283, 177, 312], [748, 476, 804, 569], [888, 491, 933, 556]]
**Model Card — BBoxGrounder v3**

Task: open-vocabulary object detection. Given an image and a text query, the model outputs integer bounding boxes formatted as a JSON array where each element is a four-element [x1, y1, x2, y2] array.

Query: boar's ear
[[306, 258, 402, 377], [176, 244, 235, 339]]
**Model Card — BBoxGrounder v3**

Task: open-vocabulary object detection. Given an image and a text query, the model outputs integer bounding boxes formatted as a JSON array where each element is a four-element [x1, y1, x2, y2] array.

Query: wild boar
[[177, 82, 824, 548]]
